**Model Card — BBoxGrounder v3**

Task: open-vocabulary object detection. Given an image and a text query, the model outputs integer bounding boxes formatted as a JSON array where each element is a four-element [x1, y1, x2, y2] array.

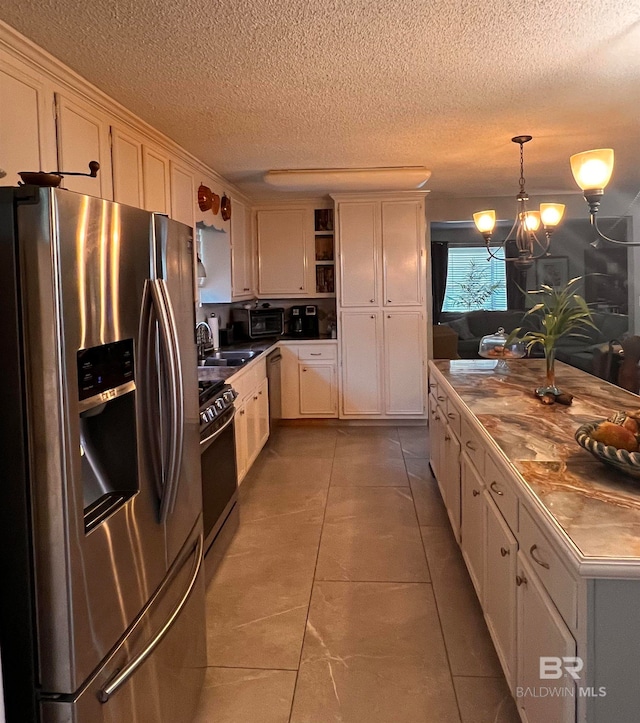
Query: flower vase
[[536, 348, 560, 397]]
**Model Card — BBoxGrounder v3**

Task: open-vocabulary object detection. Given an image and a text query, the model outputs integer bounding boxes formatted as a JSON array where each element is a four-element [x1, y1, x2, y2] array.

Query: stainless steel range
[[198, 380, 239, 553]]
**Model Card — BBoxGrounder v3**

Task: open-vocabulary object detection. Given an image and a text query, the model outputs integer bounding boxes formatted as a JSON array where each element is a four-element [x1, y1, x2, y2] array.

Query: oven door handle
[[200, 408, 236, 453]]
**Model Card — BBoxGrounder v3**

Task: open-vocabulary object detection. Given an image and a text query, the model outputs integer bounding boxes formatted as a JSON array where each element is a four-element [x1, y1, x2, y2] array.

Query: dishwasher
[[266, 349, 282, 421]]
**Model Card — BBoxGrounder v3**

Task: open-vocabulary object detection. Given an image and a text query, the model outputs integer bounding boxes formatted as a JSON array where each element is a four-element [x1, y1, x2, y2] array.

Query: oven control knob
[[200, 412, 208, 425], [223, 390, 235, 404], [206, 407, 217, 421], [215, 399, 225, 412]]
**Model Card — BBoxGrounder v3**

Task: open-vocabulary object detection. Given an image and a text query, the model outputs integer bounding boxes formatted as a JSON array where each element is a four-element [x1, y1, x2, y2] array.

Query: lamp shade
[[540, 203, 565, 228], [473, 210, 496, 234], [570, 149, 614, 191], [521, 210, 540, 232]]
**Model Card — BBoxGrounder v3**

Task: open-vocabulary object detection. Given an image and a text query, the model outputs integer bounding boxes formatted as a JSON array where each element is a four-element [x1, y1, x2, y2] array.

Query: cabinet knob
[[500, 547, 510, 557], [370, 315, 375, 319], [516, 574, 527, 586], [259, 390, 263, 395], [240, 409, 245, 416], [529, 544, 550, 570], [490, 481, 504, 496], [387, 315, 391, 319], [444, 434, 451, 441], [244, 287, 250, 291], [434, 414, 440, 420], [370, 299, 375, 303], [447, 412, 456, 419], [465, 440, 477, 451], [437, 395, 445, 402], [254, 395, 258, 400], [472, 489, 480, 497], [302, 368, 307, 372], [299, 286, 303, 290], [387, 299, 392, 303]]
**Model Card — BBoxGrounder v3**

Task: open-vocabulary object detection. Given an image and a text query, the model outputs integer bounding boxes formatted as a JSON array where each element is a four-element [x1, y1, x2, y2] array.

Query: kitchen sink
[[201, 350, 258, 367]]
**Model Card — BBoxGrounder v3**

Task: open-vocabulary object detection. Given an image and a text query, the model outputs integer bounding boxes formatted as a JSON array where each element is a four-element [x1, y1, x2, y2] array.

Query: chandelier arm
[[591, 214, 640, 247]]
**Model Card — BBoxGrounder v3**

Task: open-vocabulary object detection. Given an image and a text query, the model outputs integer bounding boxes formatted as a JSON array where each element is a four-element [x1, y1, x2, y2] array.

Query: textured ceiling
[[2, 0, 640, 201]]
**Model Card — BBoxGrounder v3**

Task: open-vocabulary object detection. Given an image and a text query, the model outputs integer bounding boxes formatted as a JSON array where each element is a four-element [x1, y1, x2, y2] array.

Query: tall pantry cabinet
[[333, 193, 428, 419]]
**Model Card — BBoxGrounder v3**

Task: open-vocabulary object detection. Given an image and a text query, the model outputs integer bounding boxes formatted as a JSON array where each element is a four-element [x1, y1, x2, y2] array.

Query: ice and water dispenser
[[77, 340, 138, 533]]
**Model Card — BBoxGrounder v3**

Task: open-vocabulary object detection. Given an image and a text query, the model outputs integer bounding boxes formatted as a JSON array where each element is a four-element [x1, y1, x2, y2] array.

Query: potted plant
[[507, 276, 596, 397]]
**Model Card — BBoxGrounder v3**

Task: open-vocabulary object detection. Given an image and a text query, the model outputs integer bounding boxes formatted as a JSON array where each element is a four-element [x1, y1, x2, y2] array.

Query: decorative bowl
[[575, 418, 640, 478]]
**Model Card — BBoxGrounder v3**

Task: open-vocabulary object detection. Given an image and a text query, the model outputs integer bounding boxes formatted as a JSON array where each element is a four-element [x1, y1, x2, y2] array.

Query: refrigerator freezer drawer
[[41, 522, 206, 723]]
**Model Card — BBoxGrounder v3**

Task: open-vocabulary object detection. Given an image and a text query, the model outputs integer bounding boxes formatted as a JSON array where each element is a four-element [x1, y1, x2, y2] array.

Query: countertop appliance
[[198, 380, 238, 553], [0, 187, 205, 723], [232, 306, 285, 339], [289, 304, 319, 337]]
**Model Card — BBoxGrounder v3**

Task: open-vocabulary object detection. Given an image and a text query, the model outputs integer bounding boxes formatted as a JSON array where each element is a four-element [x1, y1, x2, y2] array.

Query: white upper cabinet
[[0, 58, 55, 185], [231, 198, 254, 299], [256, 209, 311, 296], [381, 200, 424, 306], [142, 146, 171, 214], [337, 201, 378, 307], [170, 160, 195, 228], [111, 127, 144, 208], [55, 93, 112, 199]]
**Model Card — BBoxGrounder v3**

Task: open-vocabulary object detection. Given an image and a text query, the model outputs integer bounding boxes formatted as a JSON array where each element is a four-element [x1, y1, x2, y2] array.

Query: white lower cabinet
[[484, 492, 517, 690], [441, 422, 461, 541], [340, 311, 383, 415], [460, 454, 485, 602], [281, 343, 338, 419], [383, 311, 425, 415], [516, 552, 576, 723], [230, 361, 269, 483]]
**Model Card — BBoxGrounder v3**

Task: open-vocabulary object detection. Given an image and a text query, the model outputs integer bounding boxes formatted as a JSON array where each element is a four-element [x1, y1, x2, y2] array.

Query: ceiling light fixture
[[263, 167, 431, 192], [570, 148, 640, 247], [473, 136, 566, 269]]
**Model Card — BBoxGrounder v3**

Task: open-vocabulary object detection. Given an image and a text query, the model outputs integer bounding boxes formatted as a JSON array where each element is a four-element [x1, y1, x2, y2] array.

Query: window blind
[[442, 247, 507, 312]]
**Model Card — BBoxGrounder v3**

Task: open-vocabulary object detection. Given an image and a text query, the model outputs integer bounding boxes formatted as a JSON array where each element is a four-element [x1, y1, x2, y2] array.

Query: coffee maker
[[289, 305, 319, 337]]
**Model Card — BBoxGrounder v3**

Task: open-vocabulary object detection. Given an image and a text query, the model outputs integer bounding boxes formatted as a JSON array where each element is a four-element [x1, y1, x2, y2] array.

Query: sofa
[[439, 309, 629, 375]]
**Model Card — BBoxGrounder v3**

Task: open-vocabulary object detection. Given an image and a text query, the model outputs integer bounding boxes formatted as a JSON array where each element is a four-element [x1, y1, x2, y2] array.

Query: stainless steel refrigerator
[[0, 186, 206, 722]]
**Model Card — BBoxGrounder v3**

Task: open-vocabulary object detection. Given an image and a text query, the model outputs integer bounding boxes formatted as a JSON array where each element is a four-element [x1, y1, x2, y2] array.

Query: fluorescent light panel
[[263, 166, 431, 192]]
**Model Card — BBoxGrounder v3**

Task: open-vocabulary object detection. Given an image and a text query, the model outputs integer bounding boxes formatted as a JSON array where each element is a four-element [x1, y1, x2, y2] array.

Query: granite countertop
[[431, 358, 640, 572], [197, 336, 337, 383]]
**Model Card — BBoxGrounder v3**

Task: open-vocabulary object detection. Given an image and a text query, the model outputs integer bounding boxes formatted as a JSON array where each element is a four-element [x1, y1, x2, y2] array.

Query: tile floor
[[194, 424, 520, 723]]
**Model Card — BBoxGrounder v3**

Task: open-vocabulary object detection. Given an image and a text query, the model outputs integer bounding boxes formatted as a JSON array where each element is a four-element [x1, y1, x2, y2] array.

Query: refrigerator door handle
[[98, 532, 203, 703], [149, 279, 185, 522]]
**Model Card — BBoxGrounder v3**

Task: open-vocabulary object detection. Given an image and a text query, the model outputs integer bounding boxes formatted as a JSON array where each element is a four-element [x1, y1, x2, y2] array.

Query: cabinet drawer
[[461, 417, 485, 476], [298, 344, 337, 360], [428, 378, 438, 399], [444, 399, 461, 437], [485, 454, 518, 533], [519, 505, 577, 630]]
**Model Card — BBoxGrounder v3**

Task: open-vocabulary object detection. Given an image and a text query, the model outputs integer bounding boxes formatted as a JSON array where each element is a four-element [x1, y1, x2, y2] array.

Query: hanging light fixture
[[570, 148, 640, 246], [473, 136, 566, 269]]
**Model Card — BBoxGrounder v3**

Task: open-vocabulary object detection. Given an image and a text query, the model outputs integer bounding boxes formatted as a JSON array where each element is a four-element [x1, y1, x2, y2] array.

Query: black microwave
[[232, 307, 285, 339]]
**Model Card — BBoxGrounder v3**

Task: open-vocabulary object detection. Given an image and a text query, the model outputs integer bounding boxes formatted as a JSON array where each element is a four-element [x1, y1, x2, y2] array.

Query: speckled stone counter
[[431, 358, 640, 573]]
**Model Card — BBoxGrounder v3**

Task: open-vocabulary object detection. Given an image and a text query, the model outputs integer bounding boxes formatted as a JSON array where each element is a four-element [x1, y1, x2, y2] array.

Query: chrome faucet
[[195, 321, 213, 363]]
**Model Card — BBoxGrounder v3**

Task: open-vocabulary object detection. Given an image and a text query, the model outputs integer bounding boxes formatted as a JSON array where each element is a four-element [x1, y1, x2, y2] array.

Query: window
[[442, 247, 507, 312]]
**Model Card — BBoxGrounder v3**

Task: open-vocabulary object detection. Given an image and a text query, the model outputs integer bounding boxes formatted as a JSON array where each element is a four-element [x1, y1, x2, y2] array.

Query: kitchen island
[[429, 358, 640, 723]]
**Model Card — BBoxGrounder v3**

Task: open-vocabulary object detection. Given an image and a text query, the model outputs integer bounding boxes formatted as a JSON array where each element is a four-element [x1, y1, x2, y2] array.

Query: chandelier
[[473, 136, 566, 269], [570, 148, 640, 247]]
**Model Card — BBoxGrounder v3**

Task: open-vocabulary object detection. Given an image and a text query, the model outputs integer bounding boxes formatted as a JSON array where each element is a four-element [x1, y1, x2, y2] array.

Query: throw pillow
[[444, 316, 474, 340]]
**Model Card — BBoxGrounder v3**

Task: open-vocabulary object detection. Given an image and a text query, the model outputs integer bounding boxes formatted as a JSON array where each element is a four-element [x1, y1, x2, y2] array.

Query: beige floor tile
[[330, 457, 409, 487], [264, 426, 339, 458], [334, 433, 403, 460], [193, 667, 297, 723], [316, 521, 430, 581], [399, 426, 430, 458], [290, 581, 461, 723], [204, 511, 323, 669], [407, 458, 450, 526], [454, 676, 520, 723], [420, 526, 503, 677], [323, 486, 418, 527], [336, 425, 400, 439]]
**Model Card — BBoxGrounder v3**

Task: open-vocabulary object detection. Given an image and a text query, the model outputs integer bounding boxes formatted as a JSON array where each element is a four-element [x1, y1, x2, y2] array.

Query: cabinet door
[[299, 362, 337, 416], [255, 378, 270, 449], [235, 402, 249, 483], [516, 553, 576, 723], [484, 492, 517, 691], [428, 395, 444, 482], [442, 423, 461, 541], [257, 209, 309, 295], [231, 198, 253, 299], [55, 93, 112, 199], [381, 200, 424, 306], [111, 127, 144, 208], [142, 145, 171, 214], [199, 225, 232, 303], [245, 393, 260, 467], [340, 311, 383, 415], [170, 160, 195, 228], [338, 201, 379, 307], [383, 311, 425, 415], [280, 345, 300, 419], [460, 455, 485, 603], [0, 60, 54, 186]]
